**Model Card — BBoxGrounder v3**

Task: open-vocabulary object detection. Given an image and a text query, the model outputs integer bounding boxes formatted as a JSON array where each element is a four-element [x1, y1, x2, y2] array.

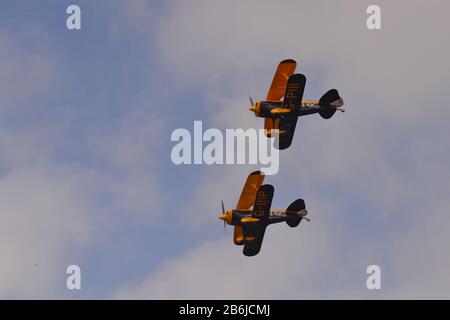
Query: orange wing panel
[[266, 59, 297, 101], [264, 118, 280, 137], [236, 171, 265, 210], [264, 118, 273, 137], [233, 226, 244, 245]]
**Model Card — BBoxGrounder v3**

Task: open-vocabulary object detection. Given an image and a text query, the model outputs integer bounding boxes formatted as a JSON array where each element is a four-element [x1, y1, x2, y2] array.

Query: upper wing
[[242, 184, 273, 256], [266, 59, 297, 101], [271, 74, 306, 149], [282, 74, 306, 111], [236, 171, 265, 210], [242, 225, 266, 256], [251, 184, 274, 221]]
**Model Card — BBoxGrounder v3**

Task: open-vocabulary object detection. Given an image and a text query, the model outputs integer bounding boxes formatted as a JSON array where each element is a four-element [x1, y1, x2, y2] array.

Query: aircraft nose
[[219, 214, 227, 221]]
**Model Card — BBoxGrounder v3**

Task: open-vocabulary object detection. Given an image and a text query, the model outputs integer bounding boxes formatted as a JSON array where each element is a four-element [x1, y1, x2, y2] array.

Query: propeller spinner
[[248, 96, 260, 117]]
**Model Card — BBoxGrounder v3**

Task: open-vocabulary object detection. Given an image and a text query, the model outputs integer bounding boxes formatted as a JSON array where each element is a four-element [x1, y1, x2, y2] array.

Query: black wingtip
[[280, 58, 296, 64]]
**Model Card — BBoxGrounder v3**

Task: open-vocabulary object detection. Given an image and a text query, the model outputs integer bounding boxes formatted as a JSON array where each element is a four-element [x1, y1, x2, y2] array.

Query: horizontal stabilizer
[[319, 89, 343, 119], [286, 199, 306, 228]]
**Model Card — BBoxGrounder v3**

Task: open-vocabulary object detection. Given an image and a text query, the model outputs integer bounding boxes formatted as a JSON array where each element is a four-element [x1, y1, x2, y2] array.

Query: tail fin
[[286, 199, 306, 228], [318, 89, 343, 119]]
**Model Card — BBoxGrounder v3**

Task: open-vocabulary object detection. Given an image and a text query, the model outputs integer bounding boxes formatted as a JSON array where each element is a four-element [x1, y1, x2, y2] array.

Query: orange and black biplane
[[219, 171, 309, 256], [249, 59, 344, 149]]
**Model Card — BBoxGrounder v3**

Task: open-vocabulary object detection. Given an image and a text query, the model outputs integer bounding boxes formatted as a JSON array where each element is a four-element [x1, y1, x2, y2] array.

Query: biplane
[[219, 171, 309, 256], [249, 59, 345, 149]]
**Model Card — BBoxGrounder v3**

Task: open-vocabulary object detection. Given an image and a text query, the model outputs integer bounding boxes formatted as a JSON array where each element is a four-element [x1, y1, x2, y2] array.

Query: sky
[[1, 0, 450, 299]]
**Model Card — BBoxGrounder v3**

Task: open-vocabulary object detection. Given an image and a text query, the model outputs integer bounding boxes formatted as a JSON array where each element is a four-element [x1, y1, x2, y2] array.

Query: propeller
[[220, 200, 226, 231], [249, 96, 257, 118]]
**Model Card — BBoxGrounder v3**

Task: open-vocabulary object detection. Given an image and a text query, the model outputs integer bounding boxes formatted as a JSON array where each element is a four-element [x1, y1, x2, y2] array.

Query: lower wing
[[233, 226, 244, 245], [275, 115, 298, 150], [242, 225, 266, 257]]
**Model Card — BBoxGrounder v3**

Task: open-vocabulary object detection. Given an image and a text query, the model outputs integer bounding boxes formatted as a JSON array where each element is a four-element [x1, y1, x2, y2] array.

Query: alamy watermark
[[366, 5, 381, 30], [66, 264, 81, 290], [366, 265, 381, 290], [66, 5, 81, 30], [171, 121, 280, 175]]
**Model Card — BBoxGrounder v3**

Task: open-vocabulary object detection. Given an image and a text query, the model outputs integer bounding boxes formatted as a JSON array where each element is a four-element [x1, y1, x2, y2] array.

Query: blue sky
[[1, 0, 450, 299]]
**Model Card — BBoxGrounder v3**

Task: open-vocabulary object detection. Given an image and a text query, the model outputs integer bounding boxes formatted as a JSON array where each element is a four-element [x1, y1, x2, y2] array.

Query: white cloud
[[0, 165, 93, 298], [0, 15, 174, 297], [0, 29, 95, 298], [106, 0, 155, 37], [117, 199, 346, 299], [117, 0, 450, 299], [88, 96, 166, 218], [2, 0, 449, 299], [0, 29, 62, 114]]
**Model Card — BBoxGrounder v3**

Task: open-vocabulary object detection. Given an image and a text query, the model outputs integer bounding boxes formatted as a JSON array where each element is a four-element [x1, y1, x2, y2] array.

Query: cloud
[[2, 0, 450, 299], [116, 198, 346, 299], [116, 0, 450, 299], [0, 6, 175, 298], [0, 29, 62, 115], [0, 165, 93, 298], [106, 0, 155, 37], [0, 28, 94, 298], [88, 106, 166, 217]]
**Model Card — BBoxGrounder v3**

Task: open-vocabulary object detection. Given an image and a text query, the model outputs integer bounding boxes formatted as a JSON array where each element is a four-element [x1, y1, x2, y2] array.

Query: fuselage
[[224, 208, 303, 227], [251, 100, 321, 118]]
